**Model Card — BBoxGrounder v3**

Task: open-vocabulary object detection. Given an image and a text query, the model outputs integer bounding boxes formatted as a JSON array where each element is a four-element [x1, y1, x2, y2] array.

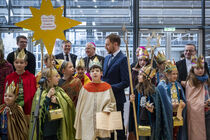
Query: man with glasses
[[55, 40, 77, 68], [176, 44, 209, 88], [7, 35, 36, 75]]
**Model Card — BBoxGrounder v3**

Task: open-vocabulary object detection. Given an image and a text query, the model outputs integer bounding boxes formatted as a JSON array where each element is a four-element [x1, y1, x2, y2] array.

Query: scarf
[[196, 75, 209, 82]]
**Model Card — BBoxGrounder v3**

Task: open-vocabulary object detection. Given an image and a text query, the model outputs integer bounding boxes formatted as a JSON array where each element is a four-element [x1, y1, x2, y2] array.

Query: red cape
[[3, 71, 37, 115]]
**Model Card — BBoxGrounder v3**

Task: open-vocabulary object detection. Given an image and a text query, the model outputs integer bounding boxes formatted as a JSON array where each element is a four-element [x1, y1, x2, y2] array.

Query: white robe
[[74, 82, 117, 140]]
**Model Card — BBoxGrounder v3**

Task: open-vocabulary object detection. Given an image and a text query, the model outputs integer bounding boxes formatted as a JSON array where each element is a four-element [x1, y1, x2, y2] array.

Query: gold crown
[[89, 57, 102, 69], [140, 64, 156, 80], [154, 51, 166, 64], [138, 47, 149, 59], [76, 58, 85, 68], [55, 59, 65, 72], [191, 55, 204, 68], [5, 81, 17, 94], [15, 49, 27, 60], [164, 60, 177, 72]]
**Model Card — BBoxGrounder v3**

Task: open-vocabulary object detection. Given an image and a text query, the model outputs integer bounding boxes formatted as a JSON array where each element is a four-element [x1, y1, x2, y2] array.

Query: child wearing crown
[[36, 54, 56, 88], [186, 55, 210, 140], [0, 81, 28, 140], [132, 46, 150, 87], [154, 51, 166, 84], [129, 64, 162, 140], [157, 60, 187, 140], [29, 68, 76, 140], [74, 57, 91, 86], [3, 49, 37, 120], [56, 59, 82, 107], [74, 57, 116, 140]]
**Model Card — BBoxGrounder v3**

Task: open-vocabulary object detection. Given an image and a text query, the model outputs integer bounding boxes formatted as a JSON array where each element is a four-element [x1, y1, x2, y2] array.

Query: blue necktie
[[108, 54, 113, 66]]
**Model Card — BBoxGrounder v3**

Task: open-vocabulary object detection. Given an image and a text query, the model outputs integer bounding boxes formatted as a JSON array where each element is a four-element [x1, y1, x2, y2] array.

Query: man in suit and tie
[[102, 33, 129, 140], [83, 42, 104, 72], [176, 43, 209, 88], [7, 35, 36, 75], [55, 40, 77, 68]]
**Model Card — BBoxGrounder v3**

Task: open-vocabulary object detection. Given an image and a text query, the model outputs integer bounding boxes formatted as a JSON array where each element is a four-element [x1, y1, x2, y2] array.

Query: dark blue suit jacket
[[102, 51, 129, 106]]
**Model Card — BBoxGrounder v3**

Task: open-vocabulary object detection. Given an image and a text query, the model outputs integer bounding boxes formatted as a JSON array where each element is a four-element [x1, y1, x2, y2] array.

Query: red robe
[[3, 70, 37, 115]]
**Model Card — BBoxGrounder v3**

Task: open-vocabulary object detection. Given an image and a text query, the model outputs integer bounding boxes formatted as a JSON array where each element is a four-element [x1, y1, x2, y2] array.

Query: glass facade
[[0, 0, 210, 73]]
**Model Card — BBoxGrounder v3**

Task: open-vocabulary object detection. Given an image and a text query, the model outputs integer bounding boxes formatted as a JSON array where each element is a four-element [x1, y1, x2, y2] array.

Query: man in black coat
[[55, 40, 77, 68], [7, 35, 36, 75], [83, 42, 104, 72], [176, 44, 209, 88]]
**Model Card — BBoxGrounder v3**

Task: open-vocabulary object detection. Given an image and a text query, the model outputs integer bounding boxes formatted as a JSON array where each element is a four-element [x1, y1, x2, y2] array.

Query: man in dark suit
[[83, 42, 104, 72], [55, 40, 77, 68], [7, 35, 36, 75], [102, 34, 129, 140], [176, 44, 209, 88]]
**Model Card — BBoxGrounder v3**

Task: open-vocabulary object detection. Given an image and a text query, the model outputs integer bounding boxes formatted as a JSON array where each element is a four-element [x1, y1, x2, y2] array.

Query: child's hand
[[146, 103, 154, 113], [130, 94, 135, 102], [103, 112, 110, 115], [51, 96, 58, 104], [172, 102, 179, 110], [47, 88, 55, 98]]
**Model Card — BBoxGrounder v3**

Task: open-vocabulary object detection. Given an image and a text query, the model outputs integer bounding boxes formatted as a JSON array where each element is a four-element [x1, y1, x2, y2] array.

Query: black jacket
[[176, 59, 209, 82]]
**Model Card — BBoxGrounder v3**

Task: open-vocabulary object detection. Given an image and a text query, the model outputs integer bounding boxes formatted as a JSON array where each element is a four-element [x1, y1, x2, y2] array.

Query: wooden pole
[[49, 54, 53, 88], [122, 25, 139, 140], [40, 40, 44, 74]]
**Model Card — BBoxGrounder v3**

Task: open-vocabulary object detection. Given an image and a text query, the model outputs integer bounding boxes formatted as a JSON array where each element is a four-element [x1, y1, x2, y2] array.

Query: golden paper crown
[[138, 46, 149, 59], [89, 57, 102, 70], [55, 59, 65, 72], [5, 81, 16, 94], [15, 49, 27, 60], [154, 51, 166, 64], [76, 58, 85, 68], [164, 60, 177, 72], [140, 64, 156, 80], [191, 55, 204, 68]]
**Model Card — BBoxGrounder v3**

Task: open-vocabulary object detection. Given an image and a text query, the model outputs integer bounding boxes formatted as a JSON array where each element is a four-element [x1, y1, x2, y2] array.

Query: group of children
[[129, 46, 209, 140], [0, 45, 209, 140], [1, 48, 116, 140]]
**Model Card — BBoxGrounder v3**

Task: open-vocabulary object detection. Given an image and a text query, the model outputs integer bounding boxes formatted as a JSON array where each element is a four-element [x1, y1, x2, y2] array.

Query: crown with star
[[191, 55, 204, 68], [89, 57, 102, 70]]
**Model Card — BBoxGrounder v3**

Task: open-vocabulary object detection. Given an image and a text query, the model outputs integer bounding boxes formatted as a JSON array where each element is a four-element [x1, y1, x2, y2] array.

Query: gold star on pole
[[15, 0, 82, 55], [146, 32, 161, 66], [146, 32, 161, 50]]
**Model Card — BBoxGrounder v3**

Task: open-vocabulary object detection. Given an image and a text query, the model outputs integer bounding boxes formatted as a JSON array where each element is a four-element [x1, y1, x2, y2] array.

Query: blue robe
[[129, 88, 162, 140], [157, 81, 187, 140]]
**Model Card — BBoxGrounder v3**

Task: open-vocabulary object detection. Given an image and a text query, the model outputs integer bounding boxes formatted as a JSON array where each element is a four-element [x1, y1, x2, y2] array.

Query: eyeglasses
[[19, 41, 28, 44], [185, 50, 194, 53]]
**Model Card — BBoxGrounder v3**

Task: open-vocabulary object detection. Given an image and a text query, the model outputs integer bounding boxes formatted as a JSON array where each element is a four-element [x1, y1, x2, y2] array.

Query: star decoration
[[146, 32, 161, 66], [15, 0, 82, 55], [146, 32, 161, 51]]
